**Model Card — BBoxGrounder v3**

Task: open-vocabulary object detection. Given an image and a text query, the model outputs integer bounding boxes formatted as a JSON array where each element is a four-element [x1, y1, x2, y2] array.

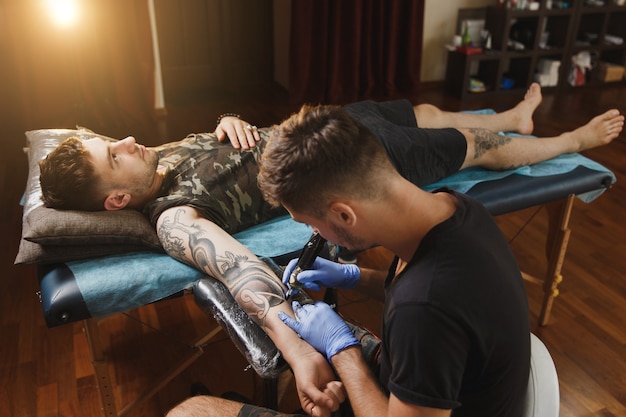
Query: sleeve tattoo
[[157, 209, 285, 326]]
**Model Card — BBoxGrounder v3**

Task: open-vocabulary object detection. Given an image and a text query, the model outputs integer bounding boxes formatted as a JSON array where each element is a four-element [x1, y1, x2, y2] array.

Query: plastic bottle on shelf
[[462, 22, 472, 47]]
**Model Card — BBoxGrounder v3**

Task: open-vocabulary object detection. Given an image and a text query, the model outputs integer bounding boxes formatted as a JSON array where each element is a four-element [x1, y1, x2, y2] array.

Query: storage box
[[455, 46, 483, 55], [595, 62, 625, 83], [536, 58, 561, 87]]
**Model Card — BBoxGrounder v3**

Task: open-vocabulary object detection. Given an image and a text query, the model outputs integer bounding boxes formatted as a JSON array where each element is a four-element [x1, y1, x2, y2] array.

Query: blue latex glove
[[283, 257, 360, 292], [279, 301, 360, 360]]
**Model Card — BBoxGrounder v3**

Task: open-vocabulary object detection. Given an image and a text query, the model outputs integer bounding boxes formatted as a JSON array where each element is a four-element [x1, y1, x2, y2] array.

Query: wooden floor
[[1, 82, 625, 417]]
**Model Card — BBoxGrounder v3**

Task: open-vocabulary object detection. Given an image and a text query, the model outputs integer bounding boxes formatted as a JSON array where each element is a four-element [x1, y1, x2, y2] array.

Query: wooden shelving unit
[[445, 0, 626, 99]]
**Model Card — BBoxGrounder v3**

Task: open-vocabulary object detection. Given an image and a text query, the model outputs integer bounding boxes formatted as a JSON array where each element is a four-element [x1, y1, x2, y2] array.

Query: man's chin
[[148, 151, 160, 168]]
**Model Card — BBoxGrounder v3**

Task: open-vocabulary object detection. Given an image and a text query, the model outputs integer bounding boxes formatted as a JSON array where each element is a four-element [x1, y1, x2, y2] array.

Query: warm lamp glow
[[44, 0, 80, 28]]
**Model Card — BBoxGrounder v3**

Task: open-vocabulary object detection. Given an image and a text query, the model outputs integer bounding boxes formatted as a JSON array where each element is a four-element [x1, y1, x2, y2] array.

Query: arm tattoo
[[158, 209, 285, 326], [470, 128, 512, 159]]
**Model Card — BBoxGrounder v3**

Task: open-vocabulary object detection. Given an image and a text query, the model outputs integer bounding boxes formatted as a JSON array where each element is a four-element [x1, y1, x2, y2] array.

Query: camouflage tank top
[[144, 129, 286, 234]]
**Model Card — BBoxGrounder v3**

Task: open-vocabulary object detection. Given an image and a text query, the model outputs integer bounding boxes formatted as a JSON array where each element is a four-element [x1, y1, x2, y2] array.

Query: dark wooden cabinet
[[446, 0, 626, 99]]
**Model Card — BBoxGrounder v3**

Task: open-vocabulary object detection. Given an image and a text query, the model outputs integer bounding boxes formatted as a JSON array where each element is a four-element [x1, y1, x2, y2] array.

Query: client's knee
[[413, 103, 443, 127]]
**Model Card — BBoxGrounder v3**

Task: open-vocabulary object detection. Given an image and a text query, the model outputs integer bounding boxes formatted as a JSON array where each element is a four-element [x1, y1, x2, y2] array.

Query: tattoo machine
[[285, 232, 327, 298]]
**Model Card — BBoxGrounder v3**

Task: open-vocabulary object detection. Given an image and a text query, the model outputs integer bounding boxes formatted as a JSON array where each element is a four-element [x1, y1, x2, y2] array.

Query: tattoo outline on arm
[[157, 209, 285, 325]]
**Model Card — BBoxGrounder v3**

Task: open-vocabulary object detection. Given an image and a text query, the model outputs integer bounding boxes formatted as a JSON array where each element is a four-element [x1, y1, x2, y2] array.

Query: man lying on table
[[39, 83, 623, 416]]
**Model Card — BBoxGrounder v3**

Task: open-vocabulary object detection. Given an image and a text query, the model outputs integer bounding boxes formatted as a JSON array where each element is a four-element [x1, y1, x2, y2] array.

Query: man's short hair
[[39, 137, 104, 211], [258, 104, 392, 217]]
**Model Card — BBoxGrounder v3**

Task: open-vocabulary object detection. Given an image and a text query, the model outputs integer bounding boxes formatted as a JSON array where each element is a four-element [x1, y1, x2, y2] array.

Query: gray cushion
[[15, 128, 162, 265]]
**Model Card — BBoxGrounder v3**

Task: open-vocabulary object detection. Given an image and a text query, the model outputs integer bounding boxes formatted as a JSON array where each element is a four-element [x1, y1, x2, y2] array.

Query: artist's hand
[[215, 117, 261, 150], [280, 301, 360, 360], [283, 257, 360, 292], [290, 349, 346, 417]]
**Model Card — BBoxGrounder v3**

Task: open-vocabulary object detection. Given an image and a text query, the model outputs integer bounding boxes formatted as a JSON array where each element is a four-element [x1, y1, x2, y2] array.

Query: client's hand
[[289, 348, 345, 417], [279, 301, 360, 360], [215, 117, 261, 150], [283, 257, 360, 292]]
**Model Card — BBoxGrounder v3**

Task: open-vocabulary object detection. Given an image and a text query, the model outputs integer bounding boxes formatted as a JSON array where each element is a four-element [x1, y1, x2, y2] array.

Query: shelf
[[445, 1, 626, 99]]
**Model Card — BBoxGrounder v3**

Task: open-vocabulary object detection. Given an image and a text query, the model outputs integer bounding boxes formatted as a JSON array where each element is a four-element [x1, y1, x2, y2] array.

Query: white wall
[[421, 0, 493, 82]]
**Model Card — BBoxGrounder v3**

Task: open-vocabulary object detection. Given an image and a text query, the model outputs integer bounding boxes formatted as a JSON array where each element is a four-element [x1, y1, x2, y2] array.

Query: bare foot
[[512, 82, 542, 135], [565, 109, 624, 152]]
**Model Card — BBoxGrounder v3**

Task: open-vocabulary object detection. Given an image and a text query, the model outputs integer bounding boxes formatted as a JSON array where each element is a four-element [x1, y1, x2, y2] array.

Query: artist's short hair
[[258, 104, 393, 217]]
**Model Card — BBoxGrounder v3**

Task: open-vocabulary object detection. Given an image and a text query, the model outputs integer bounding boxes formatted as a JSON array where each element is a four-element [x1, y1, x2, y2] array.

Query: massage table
[[17, 124, 616, 416]]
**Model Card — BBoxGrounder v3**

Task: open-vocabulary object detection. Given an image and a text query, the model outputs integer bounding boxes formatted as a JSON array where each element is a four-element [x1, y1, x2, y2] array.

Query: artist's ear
[[103, 191, 131, 211], [329, 202, 357, 226]]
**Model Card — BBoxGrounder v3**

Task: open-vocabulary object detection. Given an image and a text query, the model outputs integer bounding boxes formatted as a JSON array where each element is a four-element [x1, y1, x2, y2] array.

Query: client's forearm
[[157, 207, 286, 327], [157, 207, 342, 412]]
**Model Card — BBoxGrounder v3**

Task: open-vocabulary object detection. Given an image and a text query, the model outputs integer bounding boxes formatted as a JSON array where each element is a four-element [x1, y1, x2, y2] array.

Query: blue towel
[[72, 252, 205, 317], [232, 215, 312, 258], [72, 219, 311, 317], [423, 152, 615, 203]]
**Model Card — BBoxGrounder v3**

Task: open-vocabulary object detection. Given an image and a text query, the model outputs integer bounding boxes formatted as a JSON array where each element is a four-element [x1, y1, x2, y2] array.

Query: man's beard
[[329, 221, 368, 252], [117, 150, 161, 197]]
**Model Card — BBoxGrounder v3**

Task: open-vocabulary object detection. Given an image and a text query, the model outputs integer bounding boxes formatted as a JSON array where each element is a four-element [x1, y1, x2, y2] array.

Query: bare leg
[[166, 396, 245, 417], [414, 83, 542, 134], [166, 395, 304, 417], [460, 109, 624, 171]]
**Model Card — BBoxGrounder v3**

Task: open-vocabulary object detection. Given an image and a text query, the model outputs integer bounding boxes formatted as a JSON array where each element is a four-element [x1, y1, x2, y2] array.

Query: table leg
[[538, 194, 574, 326]]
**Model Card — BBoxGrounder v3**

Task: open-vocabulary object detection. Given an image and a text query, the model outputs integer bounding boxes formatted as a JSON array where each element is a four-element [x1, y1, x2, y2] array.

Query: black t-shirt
[[379, 190, 530, 417]]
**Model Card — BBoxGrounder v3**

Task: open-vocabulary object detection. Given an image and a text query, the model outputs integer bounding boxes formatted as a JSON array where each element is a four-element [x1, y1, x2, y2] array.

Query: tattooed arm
[[157, 206, 344, 415]]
